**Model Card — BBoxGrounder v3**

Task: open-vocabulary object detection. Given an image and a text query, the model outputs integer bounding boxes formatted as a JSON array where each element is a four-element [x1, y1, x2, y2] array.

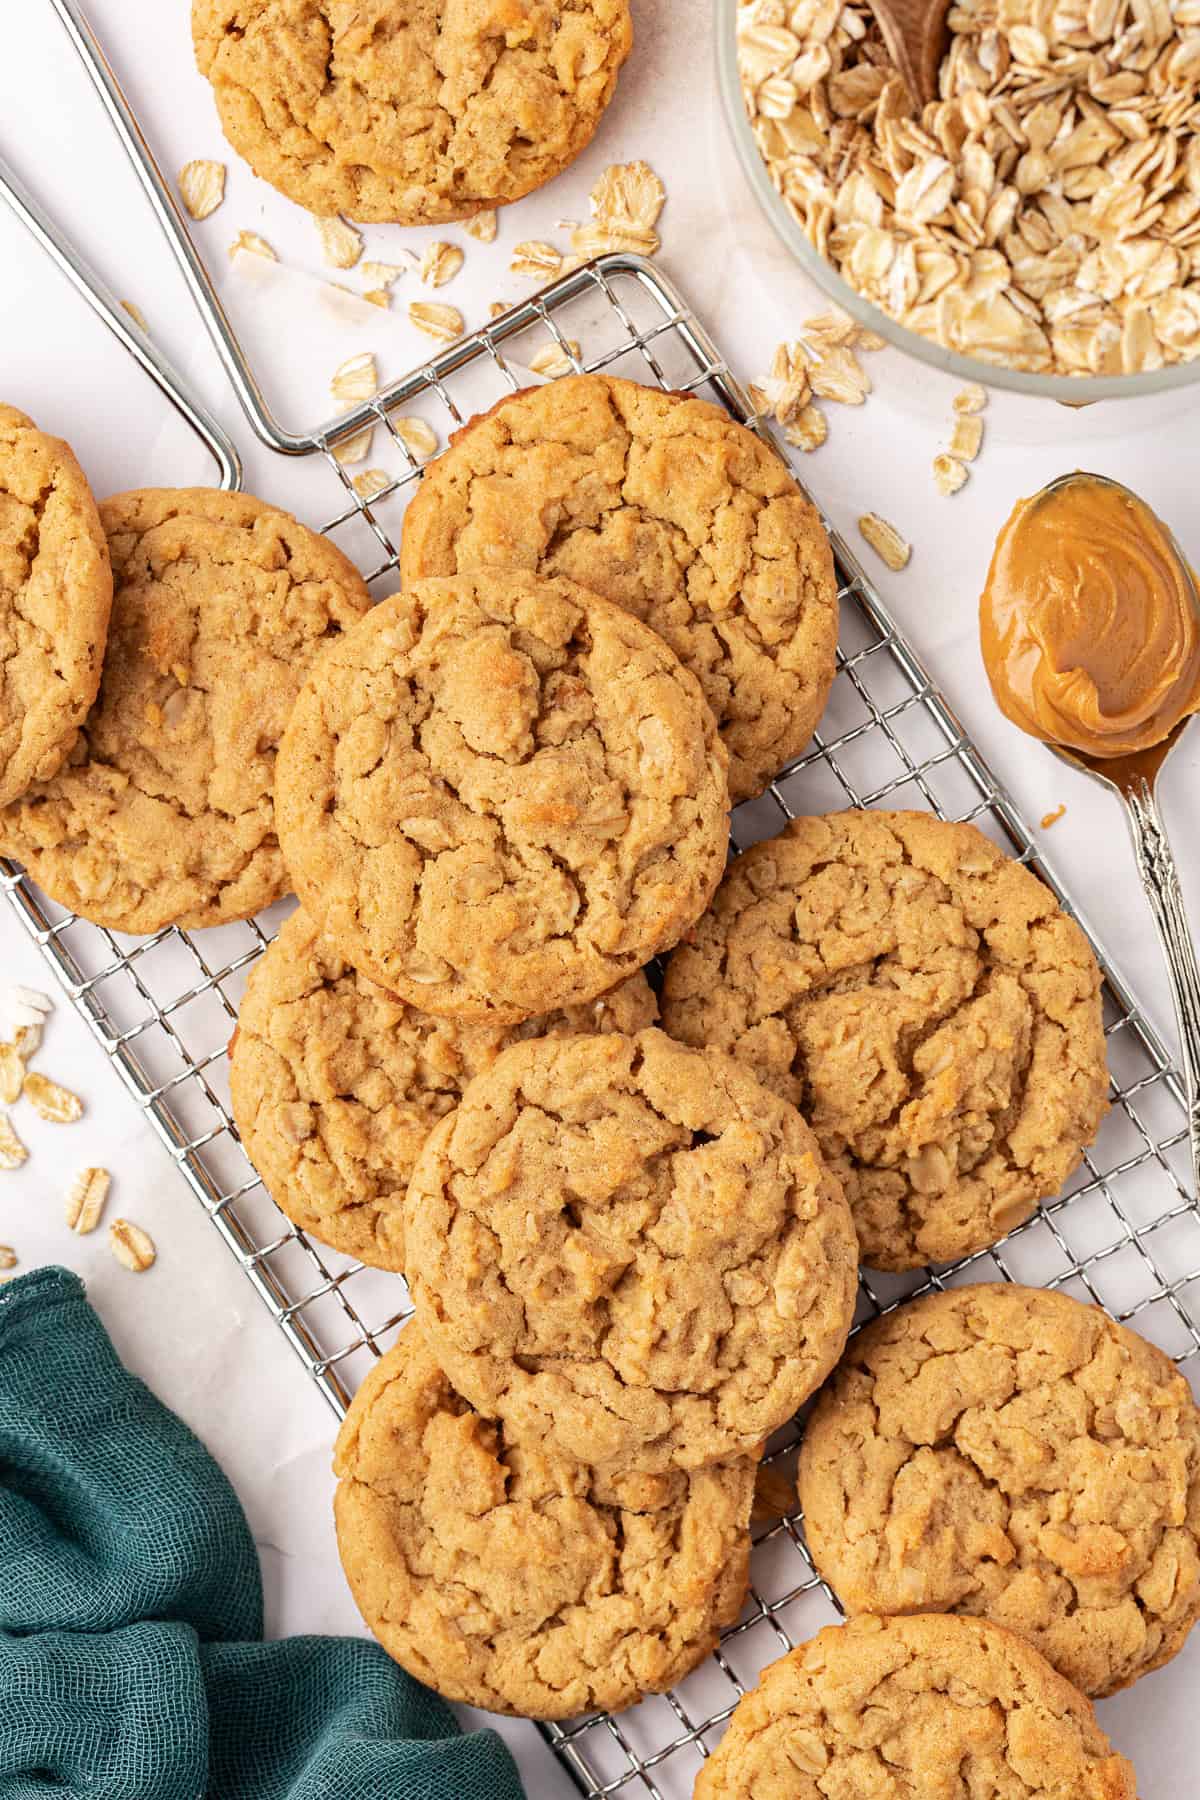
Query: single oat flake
[[785, 402, 829, 453], [109, 1218, 157, 1273], [7, 987, 51, 1031], [954, 384, 988, 415], [0, 1114, 27, 1170], [527, 339, 581, 378], [178, 159, 225, 221], [0, 1246, 15, 1271], [465, 210, 498, 243], [511, 241, 563, 280], [334, 428, 374, 468], [590, 161, 666, 237], [392, 417, 438, 460], [857, 513, 911, 571], [419, 242, 464, 288], [330, 351, 378, 406], [0, 1044, 23, 1106], [316, 215, 364, 271], [933, 453, 970, 497], [24, 1073, 84, 1124], [228, 230, 276, 261], [409, 302, 464, 343], [950, 414, 984, 462], [66, 1167, 111, 1235], [352, 469, 392, 501], [121, 300, 149, 333]]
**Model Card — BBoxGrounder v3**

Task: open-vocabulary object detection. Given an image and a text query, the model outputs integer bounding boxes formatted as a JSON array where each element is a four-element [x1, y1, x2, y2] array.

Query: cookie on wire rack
[[399, 372, 840, 803], [333, 1323, 757, 1718], [693, 1613, 1137, 1799], [403, 1028, 859, 1474], [274, 571, 730, 1022], [0, 488, 372, 933], [661, 809, 1110, 1271], [192, 0, 633, 225], [798, 1283, 1200, 1699], [0, 404, 112, 809], [230, 905, 658, 1271]]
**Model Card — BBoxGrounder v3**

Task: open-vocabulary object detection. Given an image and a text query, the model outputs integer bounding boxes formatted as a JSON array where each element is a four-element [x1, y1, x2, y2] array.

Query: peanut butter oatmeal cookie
[[694, 1613, 1138, 1799], [404, 1028, 859, 1473], [230, 906, 657, 1269], [0, 489, 371, 933], [399, 374, 839, 802], [661, 810, 1109, 1271], [799, 1284, 1200, 1698], [274, 571, 730, 1022], [192, 0, 632, 225], [0, 405, 112, 809], [333, 1324, 756, 1718]]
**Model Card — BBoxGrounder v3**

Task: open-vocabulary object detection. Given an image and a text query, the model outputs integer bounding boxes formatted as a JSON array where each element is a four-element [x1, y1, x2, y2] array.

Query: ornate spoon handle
[[1121, 777, 1200, 1198]]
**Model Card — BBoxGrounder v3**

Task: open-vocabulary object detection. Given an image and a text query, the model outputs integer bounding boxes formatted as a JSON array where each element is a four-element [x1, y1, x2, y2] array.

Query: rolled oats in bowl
[[736, 0, 1200, 377]]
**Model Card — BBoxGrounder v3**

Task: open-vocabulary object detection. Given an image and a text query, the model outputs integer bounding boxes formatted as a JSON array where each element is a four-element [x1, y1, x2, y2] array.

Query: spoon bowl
[[866, 0, 949, 106]]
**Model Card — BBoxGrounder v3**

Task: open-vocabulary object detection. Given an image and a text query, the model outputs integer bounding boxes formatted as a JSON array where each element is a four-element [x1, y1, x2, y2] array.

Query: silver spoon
[[1029, 473, 1200, 1199]]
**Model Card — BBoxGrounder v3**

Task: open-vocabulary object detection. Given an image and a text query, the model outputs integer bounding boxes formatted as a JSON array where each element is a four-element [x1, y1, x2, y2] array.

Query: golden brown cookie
[[661, 810, 1109, 1271], [798, 1284, 1200, 1698], [400, 374, 839, 802], [0, 405, 112, 809], [694, 1614, 1138, 1799], [333, 1324, 756, 1718], [192, 0, 632, 225], [0, 489, 371, 933], [274, 571, 730, 1022], [230, 906, 658, 1269], [404, 1028, 859, 1473]]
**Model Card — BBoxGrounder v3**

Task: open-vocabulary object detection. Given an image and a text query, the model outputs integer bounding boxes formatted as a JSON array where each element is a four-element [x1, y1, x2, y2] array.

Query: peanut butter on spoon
[[980, 473, 1200, 759]]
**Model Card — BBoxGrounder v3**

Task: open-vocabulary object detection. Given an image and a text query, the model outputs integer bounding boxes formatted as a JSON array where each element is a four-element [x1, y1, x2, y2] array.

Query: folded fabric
[[0, 1266, 525, 1800]]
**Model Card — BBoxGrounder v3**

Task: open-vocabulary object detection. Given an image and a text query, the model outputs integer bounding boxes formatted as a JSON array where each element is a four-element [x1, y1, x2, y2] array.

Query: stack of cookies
[[4, 373, 1191, 1784]]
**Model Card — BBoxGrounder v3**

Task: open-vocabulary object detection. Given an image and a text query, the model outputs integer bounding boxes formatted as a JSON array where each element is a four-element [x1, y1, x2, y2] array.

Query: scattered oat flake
[[363, 290, 390, 309], [808, 346, 871, 405], [488, 301, 509, 320], [352, 469, 392, 501], [0, 1114, 27, 1170], [8, 988, 51, 1030], [334, 428, 374, 467], [409, 302, 463, 343], [393, 417, 438, 459], [109, 1219, 156, 1273], [527, 339, 581, 378], [419, 241, 464, 287], [228, 230, 276, 261], [747, 382, 771, 416], [857, 329, 888, 352], [465, 210, 497, 243], [0, 1045, 23, 1107], [784, 403, 829, 452], [24, 1073, 83, 1123], [121, 300, 149, 333], [858, 513, 911, 570], [362, 259, 410, 292], [316, 215, 363, 270], [953, 383, 988, 415], [330, 351, 378, 406], [591, 161, 666, 234], [178, 159, 225, 221], [1041, 803, 1068, 828], [933, 453, 970, 496], [950, 414, 984, 461], [66, 1167, 111, 1235], [511, 241, 563, 280], [0, 1246, 15, 1271], [570, 221, 659, 260]]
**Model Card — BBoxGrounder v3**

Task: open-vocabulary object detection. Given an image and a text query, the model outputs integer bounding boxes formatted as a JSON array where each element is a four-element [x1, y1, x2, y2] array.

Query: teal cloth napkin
[[0, 1266, 526, 1800]]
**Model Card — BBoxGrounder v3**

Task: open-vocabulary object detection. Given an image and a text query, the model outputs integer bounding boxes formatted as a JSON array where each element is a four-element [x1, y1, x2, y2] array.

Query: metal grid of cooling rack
[[3, 256, 1199, 1800]]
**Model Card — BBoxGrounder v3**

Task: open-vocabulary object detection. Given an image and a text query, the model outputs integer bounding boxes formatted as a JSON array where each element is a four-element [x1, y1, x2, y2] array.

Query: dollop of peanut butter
[[980, 473, 1200, 758]]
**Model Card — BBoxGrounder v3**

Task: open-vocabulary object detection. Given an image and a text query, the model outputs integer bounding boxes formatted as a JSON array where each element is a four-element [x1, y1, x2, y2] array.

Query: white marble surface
[[2, 3, 1199, 1795]]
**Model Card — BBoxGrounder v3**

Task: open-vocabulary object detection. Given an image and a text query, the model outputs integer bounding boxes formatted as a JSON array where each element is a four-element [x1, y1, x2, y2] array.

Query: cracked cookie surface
[[400, 374, 839, 802], [403, 1028, 859, 1472], [694, 1613, 1138, 1799], [0, 404, 112, 809], [0, 488, 371, 933], [230, 905, 657, 1269], [798, 1284, 1200, 1699], [274, 571, 730, 1021], [192, 0, 632, 224], [661, 810, 1109, 1271], [333, 1324, 756, 1717]]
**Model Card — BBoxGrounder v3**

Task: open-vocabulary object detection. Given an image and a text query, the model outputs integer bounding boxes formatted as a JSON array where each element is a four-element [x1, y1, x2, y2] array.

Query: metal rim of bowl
[[715, 0, 1200, 404]]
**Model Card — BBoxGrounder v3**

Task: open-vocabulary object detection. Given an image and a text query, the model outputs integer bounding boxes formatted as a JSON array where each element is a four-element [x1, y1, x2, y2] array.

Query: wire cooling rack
[[4, 14, 1199, 1787]]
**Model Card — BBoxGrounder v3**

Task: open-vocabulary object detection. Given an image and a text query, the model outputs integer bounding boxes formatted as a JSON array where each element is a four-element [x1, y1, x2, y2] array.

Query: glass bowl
[[715, 0, 1200, 404]]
